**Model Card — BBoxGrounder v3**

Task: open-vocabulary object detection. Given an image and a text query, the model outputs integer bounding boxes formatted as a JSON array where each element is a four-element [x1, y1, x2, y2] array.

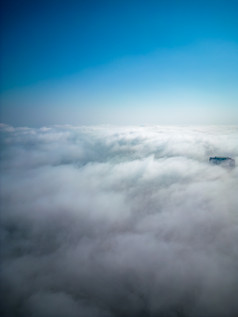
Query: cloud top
[[0, 124, 238, 317]]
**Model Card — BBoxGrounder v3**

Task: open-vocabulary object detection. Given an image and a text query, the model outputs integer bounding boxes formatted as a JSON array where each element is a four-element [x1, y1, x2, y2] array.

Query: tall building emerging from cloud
[[209, 156, 235, 168]]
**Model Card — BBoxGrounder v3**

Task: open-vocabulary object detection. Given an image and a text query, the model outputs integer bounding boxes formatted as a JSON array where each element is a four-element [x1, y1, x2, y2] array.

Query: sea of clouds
[[0, 124, 238, 317]]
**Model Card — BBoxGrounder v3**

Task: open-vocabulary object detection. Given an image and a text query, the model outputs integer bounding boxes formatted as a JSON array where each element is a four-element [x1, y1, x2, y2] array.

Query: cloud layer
[[0, 124, 238, 317]]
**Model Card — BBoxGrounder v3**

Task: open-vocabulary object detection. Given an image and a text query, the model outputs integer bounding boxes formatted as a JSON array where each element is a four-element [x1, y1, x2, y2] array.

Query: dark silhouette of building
[[209, 156, 235, 168]]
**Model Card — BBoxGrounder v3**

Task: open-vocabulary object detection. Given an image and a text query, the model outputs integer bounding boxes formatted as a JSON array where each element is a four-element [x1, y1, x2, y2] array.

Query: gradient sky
[[0, 0, 238, 126]]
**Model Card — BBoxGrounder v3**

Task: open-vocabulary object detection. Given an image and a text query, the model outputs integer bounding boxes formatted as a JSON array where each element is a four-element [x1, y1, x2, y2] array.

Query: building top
[[209, 156, 235, 168]]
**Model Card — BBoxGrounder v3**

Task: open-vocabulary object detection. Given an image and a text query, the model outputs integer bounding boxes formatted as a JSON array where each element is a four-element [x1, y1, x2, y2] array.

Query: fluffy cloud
[[0, 124, 238, 317]]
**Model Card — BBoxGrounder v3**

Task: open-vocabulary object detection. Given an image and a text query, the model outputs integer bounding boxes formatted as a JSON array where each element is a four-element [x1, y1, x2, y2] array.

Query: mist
[[0, 124, 238, 317]]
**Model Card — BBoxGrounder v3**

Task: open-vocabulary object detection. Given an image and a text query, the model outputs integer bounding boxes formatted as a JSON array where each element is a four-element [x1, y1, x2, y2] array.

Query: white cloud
[[0, 124, 238, 317]]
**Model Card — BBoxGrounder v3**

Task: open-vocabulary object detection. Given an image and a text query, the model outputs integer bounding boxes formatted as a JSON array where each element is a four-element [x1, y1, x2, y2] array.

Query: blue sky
[[1, 0, 238, 125]]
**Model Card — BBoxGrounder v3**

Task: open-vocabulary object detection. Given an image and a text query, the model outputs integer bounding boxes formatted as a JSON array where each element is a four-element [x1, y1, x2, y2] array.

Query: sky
[[0, 0, 238, 125]]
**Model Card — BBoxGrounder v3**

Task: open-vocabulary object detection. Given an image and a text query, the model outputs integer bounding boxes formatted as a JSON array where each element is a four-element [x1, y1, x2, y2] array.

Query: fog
[[0, 124, 238, 317]]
